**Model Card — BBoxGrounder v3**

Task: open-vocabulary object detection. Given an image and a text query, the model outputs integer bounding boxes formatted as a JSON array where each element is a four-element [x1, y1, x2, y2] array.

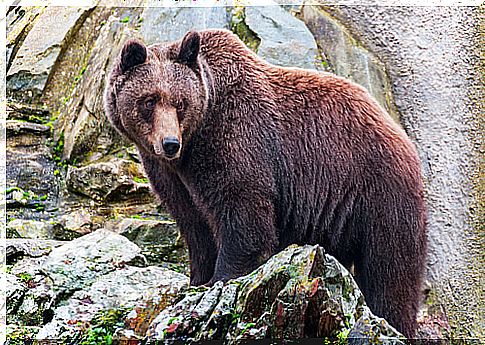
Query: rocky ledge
[[6, 230, 404, 344]]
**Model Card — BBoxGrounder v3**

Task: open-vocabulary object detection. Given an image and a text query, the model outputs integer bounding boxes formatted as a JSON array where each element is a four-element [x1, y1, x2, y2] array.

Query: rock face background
[[4, 1, 484, 342]]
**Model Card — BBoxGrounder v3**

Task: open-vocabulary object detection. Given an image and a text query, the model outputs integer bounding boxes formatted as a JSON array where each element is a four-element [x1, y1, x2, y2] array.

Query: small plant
[[134, 17, 144, 31], [61, 96, 70, 105], [51, 132, 69, 170], [120, 15, 130, 23], [53, 132, 64, 161], [239, 322, 256, 335], [336, 328, 350, 344]]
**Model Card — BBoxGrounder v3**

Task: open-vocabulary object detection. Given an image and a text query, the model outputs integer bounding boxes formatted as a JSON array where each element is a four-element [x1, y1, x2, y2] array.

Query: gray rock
[[7, 7, 92, 103], [6, 273, 27, 318], [40, 229, 147, 295], [139, 6, 231, 45], [148, 245, 404, 342], [37, 266, 188, 340], [6, 110, 60, 220], [301, 5, 399, 122], [6, 120, 51, 136], [105, 217, 189, 269], [59, 9, 136, 164], [244, 3, 320, 69], [7, 219, 52, 239], [6, 238, 66, 262], [11, 272, 56, 326], [55, 208, 97, 237], [6, 216, 84, 241], [66, 158, 152, 202], [7, 7, 45, 70]]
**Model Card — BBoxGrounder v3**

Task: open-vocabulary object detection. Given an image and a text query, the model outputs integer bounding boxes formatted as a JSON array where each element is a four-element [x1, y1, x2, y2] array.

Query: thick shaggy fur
[[104, 29, 427, 337]]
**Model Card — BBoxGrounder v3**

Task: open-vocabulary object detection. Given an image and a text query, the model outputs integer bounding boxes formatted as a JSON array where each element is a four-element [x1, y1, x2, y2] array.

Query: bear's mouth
[[163, 152, 180, 161]]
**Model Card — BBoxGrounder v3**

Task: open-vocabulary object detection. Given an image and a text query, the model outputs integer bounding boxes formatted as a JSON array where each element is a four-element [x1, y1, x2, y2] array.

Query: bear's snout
[[162, 137, 181, 158]]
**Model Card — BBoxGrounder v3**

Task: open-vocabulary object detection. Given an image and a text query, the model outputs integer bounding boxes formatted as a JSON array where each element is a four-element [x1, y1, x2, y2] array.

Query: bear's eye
[[174, 99, 187, 122], [144, 97, 157, 110], [174, 99, 186, 112]]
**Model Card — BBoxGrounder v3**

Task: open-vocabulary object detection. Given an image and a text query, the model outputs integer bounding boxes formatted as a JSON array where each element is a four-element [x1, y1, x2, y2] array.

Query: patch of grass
[[120, 15, 130, 23]]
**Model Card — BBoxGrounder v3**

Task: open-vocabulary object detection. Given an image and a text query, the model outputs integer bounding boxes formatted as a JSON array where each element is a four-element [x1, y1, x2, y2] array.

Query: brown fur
[[104, 29, 427, 337]]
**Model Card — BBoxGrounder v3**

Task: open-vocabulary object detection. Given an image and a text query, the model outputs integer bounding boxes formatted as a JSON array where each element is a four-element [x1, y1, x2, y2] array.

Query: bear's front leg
[[207, 195, 278, 285], [161, 184, 218, 286], [176, 211, 218, 286], [139, 152, 218, 286]]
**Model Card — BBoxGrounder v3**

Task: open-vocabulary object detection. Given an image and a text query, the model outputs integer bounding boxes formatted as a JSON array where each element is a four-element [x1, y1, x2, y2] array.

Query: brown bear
[[104, 29, 427, 338]]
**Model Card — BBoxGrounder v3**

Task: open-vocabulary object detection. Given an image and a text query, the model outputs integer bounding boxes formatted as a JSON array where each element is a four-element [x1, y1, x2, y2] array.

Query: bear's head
[[104, 31, 209, 161]]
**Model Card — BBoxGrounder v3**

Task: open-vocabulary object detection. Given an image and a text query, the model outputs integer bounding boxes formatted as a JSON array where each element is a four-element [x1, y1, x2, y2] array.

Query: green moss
[[336, 328, 350, 344], [74, 65, 87, 82], [6, 326, 40, 345], [17, 271, 34, 284], [6, 186, 22, 194], [133, 176, 148, 184], [230, 7, 261, 53], [7, 187, 48, 210], [239, 321, 256, 336], [52, 131, 68, 169], [79, 307, 132, 345]]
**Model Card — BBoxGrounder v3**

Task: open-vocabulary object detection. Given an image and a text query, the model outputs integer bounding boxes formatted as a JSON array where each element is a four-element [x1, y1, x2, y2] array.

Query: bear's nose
[[162, 137, 180, 157]]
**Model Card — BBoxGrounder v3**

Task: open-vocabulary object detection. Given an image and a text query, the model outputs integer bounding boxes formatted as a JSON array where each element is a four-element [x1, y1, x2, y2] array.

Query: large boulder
[[40, 229, 147, 296], [66, 158, 152, 202], [7, 7, 92, 104], [105, 216, 189, 270], [301, 5, 399, 122], [146, 245, 404, 343], [5, 232, 188, 341], [139, 6, 231, 44], [243, 3, 321, 70], [37, 266, 188, 341]]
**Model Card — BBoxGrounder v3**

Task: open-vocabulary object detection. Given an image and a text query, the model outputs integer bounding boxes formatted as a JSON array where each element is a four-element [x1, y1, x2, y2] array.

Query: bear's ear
[[120, 39, 147, 73], [177, 31, 200, 67]]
